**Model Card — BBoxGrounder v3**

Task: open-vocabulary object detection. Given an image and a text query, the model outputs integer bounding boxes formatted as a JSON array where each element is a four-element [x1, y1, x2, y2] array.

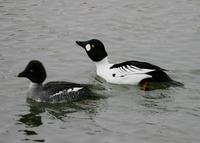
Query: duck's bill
[[76, 41, 88, 48], [17, 71, 26, 77]]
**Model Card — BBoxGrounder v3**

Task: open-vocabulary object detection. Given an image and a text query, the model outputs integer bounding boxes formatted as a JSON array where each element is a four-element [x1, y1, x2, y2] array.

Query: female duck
[[18, 60, 90, 103]]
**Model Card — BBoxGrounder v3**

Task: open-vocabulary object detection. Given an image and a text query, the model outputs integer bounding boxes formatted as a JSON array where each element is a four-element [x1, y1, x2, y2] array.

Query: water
[[0, 0, 200, 142]]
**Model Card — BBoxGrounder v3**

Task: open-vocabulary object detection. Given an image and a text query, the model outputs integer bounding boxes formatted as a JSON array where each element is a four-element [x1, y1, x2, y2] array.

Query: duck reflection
[[19, 93, 104, 124], [18, 101, 43, 127], [17, 94, 105, 142], [17, 100, 46, 142]]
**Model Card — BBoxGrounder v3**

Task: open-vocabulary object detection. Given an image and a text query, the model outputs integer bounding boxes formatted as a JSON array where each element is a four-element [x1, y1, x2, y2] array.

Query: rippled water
[[0, 0, 200, 142]]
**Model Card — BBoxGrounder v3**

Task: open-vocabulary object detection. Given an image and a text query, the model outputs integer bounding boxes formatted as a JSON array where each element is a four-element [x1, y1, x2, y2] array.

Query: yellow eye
[[91, 44, 95, 48]]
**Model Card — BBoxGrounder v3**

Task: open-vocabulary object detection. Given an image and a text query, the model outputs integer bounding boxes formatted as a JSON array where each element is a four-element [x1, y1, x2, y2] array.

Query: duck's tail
[[139, 70, 184, 91]]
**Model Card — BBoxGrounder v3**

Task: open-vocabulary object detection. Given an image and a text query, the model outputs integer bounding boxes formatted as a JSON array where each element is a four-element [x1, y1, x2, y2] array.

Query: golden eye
[[91, 44, 95, 48]]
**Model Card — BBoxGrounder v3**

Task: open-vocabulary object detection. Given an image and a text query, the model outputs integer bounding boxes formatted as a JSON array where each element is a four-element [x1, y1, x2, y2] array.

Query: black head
[[18, 60, 47, 83], [76, 39, 108, 62]]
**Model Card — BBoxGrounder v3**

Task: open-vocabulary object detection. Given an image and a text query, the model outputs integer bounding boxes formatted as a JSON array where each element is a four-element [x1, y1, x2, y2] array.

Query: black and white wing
[[110, 60, 163, 75], [44, 81, 88, 102], [110, 61, 165, 71], [110, 61, 172, 82]]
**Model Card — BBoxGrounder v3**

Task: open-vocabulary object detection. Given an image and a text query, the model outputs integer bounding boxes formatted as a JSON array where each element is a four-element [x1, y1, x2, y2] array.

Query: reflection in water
[[19, 129, 38, 135], [18, 103, 43, 127], [142, 90, 169, 99], [17, 101, 45, 142], [21, 139, 45, 142], [139, 94, 178, 114], [17, 94, 106, 142]]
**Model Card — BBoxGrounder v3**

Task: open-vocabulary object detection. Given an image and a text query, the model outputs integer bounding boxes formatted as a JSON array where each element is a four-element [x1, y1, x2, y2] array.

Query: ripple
[[18, 129, 38, 135], [21, 138, 45, 142], [189, 69, 200, 75], [0, 0, 200, 142]]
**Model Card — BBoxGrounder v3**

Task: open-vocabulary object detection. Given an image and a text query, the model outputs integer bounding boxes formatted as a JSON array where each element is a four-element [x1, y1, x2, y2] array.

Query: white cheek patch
[[85, 44, 91, 51]]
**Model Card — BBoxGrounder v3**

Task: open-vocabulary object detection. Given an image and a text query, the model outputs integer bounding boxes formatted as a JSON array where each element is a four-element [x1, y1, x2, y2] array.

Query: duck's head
[[18, 60, 47, 84], [76, 39, 108, 62]]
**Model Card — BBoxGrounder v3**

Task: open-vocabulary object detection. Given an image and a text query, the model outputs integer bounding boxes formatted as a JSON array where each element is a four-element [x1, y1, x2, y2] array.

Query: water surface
[[0, 0, 200, 142]]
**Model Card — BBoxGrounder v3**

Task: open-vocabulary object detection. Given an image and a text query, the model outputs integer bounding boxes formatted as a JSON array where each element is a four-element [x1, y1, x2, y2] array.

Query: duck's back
[[42, 81, 89, 103]]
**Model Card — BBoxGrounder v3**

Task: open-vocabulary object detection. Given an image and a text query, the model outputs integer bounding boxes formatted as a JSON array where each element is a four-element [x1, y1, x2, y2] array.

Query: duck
[[76, 39, 183, 89], [18, 60, 90, 103]]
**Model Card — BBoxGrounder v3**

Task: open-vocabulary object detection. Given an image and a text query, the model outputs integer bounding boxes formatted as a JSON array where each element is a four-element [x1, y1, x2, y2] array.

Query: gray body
[[27, 82, 88, 103]]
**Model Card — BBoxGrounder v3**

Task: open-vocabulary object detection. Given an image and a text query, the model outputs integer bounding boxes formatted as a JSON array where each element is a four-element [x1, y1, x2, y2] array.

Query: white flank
[[72, 87, 83, 92], [67, 87, 83, 92], [50, 90, 64, 98], [67, 88, 72, 92], [94, 57, 155, 85]]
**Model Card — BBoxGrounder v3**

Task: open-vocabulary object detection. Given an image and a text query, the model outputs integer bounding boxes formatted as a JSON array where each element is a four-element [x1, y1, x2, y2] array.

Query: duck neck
[[29, 82, 43, 90], [94, 57, 110, 73]]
